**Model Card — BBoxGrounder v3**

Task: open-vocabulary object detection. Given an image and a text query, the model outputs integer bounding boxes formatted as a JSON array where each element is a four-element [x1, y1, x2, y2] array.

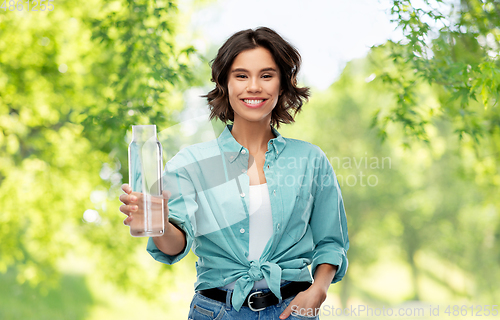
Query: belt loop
[[225, 289, 232, 310]]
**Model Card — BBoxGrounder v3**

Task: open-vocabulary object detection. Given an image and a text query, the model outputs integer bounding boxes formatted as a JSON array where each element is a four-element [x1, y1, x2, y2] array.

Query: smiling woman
[[119, 27, 349, 320]]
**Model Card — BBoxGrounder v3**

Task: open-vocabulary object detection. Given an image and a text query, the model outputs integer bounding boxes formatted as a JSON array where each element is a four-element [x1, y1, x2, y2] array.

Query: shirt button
[[241, 149, 247, 154], [267, 164, 269, 169], [277, 223, 280, 230], [273, 190, 276, 196], [230, 156, 234, 160], [240, 228, 245, 233], [240, 192, 245, 197]]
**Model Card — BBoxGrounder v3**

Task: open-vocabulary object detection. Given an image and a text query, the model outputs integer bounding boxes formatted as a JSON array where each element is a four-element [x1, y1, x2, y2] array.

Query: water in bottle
[[128, 125, 165, 237]]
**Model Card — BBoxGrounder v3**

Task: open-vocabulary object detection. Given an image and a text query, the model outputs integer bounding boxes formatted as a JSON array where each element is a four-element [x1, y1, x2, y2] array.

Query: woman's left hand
[[279, 284, 327, 319]]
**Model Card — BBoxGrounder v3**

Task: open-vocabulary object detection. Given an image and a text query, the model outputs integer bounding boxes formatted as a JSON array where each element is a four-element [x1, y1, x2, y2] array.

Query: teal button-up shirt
[[147, 124, 349, 312]]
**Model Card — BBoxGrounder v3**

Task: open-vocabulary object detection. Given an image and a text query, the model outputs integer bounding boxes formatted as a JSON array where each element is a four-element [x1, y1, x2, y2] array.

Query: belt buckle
[[247, 291, 266, 312]]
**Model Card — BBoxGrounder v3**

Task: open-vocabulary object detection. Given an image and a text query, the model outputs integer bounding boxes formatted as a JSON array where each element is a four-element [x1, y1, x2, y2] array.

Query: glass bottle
[[128, 125, 165, 237]]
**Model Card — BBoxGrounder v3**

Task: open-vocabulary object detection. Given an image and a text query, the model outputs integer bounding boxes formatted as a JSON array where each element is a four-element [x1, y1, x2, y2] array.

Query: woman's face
[[227, 47, 282, 126]]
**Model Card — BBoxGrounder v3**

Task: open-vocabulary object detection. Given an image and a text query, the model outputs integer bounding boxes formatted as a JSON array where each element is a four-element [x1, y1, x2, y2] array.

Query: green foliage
[[0, 0, 201, 297], [282, 46, 500, 304], [373, 0, 500, 146], [82, 0, 198, 151], [0, 268, 93, 320], [1, 0, 499, 316]]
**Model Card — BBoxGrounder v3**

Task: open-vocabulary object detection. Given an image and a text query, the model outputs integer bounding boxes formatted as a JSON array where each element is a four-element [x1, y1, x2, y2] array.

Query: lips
[[241, 98, 267, 109]]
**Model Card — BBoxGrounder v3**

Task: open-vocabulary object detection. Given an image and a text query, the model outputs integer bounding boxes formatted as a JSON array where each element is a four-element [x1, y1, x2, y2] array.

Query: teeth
[[243, 99, 264, 104]]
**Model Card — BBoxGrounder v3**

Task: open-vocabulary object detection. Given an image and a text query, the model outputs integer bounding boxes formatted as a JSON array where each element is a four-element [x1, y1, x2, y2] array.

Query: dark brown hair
[[203, 27, 310, 129]]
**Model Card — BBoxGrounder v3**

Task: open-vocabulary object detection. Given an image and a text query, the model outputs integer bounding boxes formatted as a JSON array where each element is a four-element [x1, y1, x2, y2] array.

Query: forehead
[[231, 47, 278, 71]]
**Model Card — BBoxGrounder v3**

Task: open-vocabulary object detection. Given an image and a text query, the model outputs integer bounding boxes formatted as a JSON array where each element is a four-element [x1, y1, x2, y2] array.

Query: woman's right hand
[[119, 183, 171, 231], [120, 184, 186, 254]]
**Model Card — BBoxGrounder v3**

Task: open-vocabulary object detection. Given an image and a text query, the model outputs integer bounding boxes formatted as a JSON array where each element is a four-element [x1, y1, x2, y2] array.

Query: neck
[[230, 119, 276, 154]]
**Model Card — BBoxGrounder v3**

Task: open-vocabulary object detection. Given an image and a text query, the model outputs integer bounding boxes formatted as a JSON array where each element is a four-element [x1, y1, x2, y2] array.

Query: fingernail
[[132, 205, 138, 211], [130, 196, 137, 201]]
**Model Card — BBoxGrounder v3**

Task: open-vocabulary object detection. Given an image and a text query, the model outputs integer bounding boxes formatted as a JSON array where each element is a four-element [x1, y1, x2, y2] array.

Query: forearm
[[311, 263, 338, 294], [152, 222, 187, 256]]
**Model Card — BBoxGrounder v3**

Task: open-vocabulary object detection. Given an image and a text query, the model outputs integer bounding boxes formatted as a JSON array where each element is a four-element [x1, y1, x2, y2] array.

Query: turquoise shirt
[[147, 124, 349, 312]]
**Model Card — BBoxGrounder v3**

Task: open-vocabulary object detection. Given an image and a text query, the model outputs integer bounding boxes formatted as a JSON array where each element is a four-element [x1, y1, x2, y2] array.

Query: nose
[[246, 77, 262, 92]]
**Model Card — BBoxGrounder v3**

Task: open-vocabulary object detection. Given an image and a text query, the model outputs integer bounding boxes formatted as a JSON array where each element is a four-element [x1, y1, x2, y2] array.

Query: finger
[[120, 205, 130, 216], [121, 184, 132, 194], [123, 215, 133, 226], [280, 303, 294, 319], [119, 194, 130, 204], [280, 298, 298, 319], [120, 204, 137, 215], [162, 190, 171, 211], [162, 190, 171, 200], [129, 192, 141, 202]]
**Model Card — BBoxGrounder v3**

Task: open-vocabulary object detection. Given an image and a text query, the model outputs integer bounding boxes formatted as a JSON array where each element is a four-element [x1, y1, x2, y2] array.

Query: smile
[[241, 99, 267, 108], [243, 99, 264, 104]]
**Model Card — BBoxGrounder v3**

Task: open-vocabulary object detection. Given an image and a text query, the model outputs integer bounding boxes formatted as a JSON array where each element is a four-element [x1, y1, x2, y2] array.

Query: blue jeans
[[187, 281, 319, 320]]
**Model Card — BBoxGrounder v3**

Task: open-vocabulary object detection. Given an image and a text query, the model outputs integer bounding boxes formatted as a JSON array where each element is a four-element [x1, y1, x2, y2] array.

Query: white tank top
[[222, 183, 284, 290]]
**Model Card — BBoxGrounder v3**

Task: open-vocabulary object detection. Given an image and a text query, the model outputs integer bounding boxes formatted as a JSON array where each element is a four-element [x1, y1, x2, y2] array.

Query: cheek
[[272, 80, 281, 95], [227, 82, 241, 100]]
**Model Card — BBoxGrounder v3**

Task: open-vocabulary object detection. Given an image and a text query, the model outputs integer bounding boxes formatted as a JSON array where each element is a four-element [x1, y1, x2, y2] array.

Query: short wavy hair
[[203, 27, 310, 129]]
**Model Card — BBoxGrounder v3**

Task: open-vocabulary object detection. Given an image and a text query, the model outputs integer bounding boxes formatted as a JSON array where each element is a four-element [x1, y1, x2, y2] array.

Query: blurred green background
[[0, 0, 499, 319]]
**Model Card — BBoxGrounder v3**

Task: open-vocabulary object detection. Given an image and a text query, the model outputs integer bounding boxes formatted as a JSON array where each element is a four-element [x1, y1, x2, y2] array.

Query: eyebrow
[[231, 67, 278, 73]]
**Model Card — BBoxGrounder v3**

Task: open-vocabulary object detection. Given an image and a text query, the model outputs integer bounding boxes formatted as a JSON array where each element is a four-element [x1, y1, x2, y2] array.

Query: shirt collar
[[217, 123, 286, 163]]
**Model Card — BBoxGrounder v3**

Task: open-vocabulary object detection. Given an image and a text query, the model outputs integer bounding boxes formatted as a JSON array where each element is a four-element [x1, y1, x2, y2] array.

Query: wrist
[[309, 282, 328, 299]]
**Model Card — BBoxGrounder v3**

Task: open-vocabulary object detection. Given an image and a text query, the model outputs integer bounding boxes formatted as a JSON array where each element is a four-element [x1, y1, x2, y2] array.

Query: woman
[[120, 27, 349, 320]]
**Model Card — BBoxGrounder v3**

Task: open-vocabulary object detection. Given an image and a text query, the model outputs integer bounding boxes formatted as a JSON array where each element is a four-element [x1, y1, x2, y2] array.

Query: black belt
[[198, 281, 312, 312]]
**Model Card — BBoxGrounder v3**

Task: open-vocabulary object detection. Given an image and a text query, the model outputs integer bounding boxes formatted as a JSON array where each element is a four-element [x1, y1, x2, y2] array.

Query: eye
[[236, 74, 247, 79], [262, 74, 272, 79]]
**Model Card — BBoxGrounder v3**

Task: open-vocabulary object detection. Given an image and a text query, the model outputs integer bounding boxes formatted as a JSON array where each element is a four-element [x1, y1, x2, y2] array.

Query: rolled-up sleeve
[[147, 158, 197, 265], [309, 152, 349, 283]]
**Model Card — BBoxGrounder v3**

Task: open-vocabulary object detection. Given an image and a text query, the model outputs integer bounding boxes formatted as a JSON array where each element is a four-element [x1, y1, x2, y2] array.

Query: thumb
[[162, 190, 171, 209], [162, 189, 172, 199]]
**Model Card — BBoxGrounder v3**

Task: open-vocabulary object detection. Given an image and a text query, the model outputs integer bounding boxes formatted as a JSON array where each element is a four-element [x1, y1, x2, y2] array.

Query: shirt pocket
[[284, 188, 314, 242], [195, 178, 247, 237]]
